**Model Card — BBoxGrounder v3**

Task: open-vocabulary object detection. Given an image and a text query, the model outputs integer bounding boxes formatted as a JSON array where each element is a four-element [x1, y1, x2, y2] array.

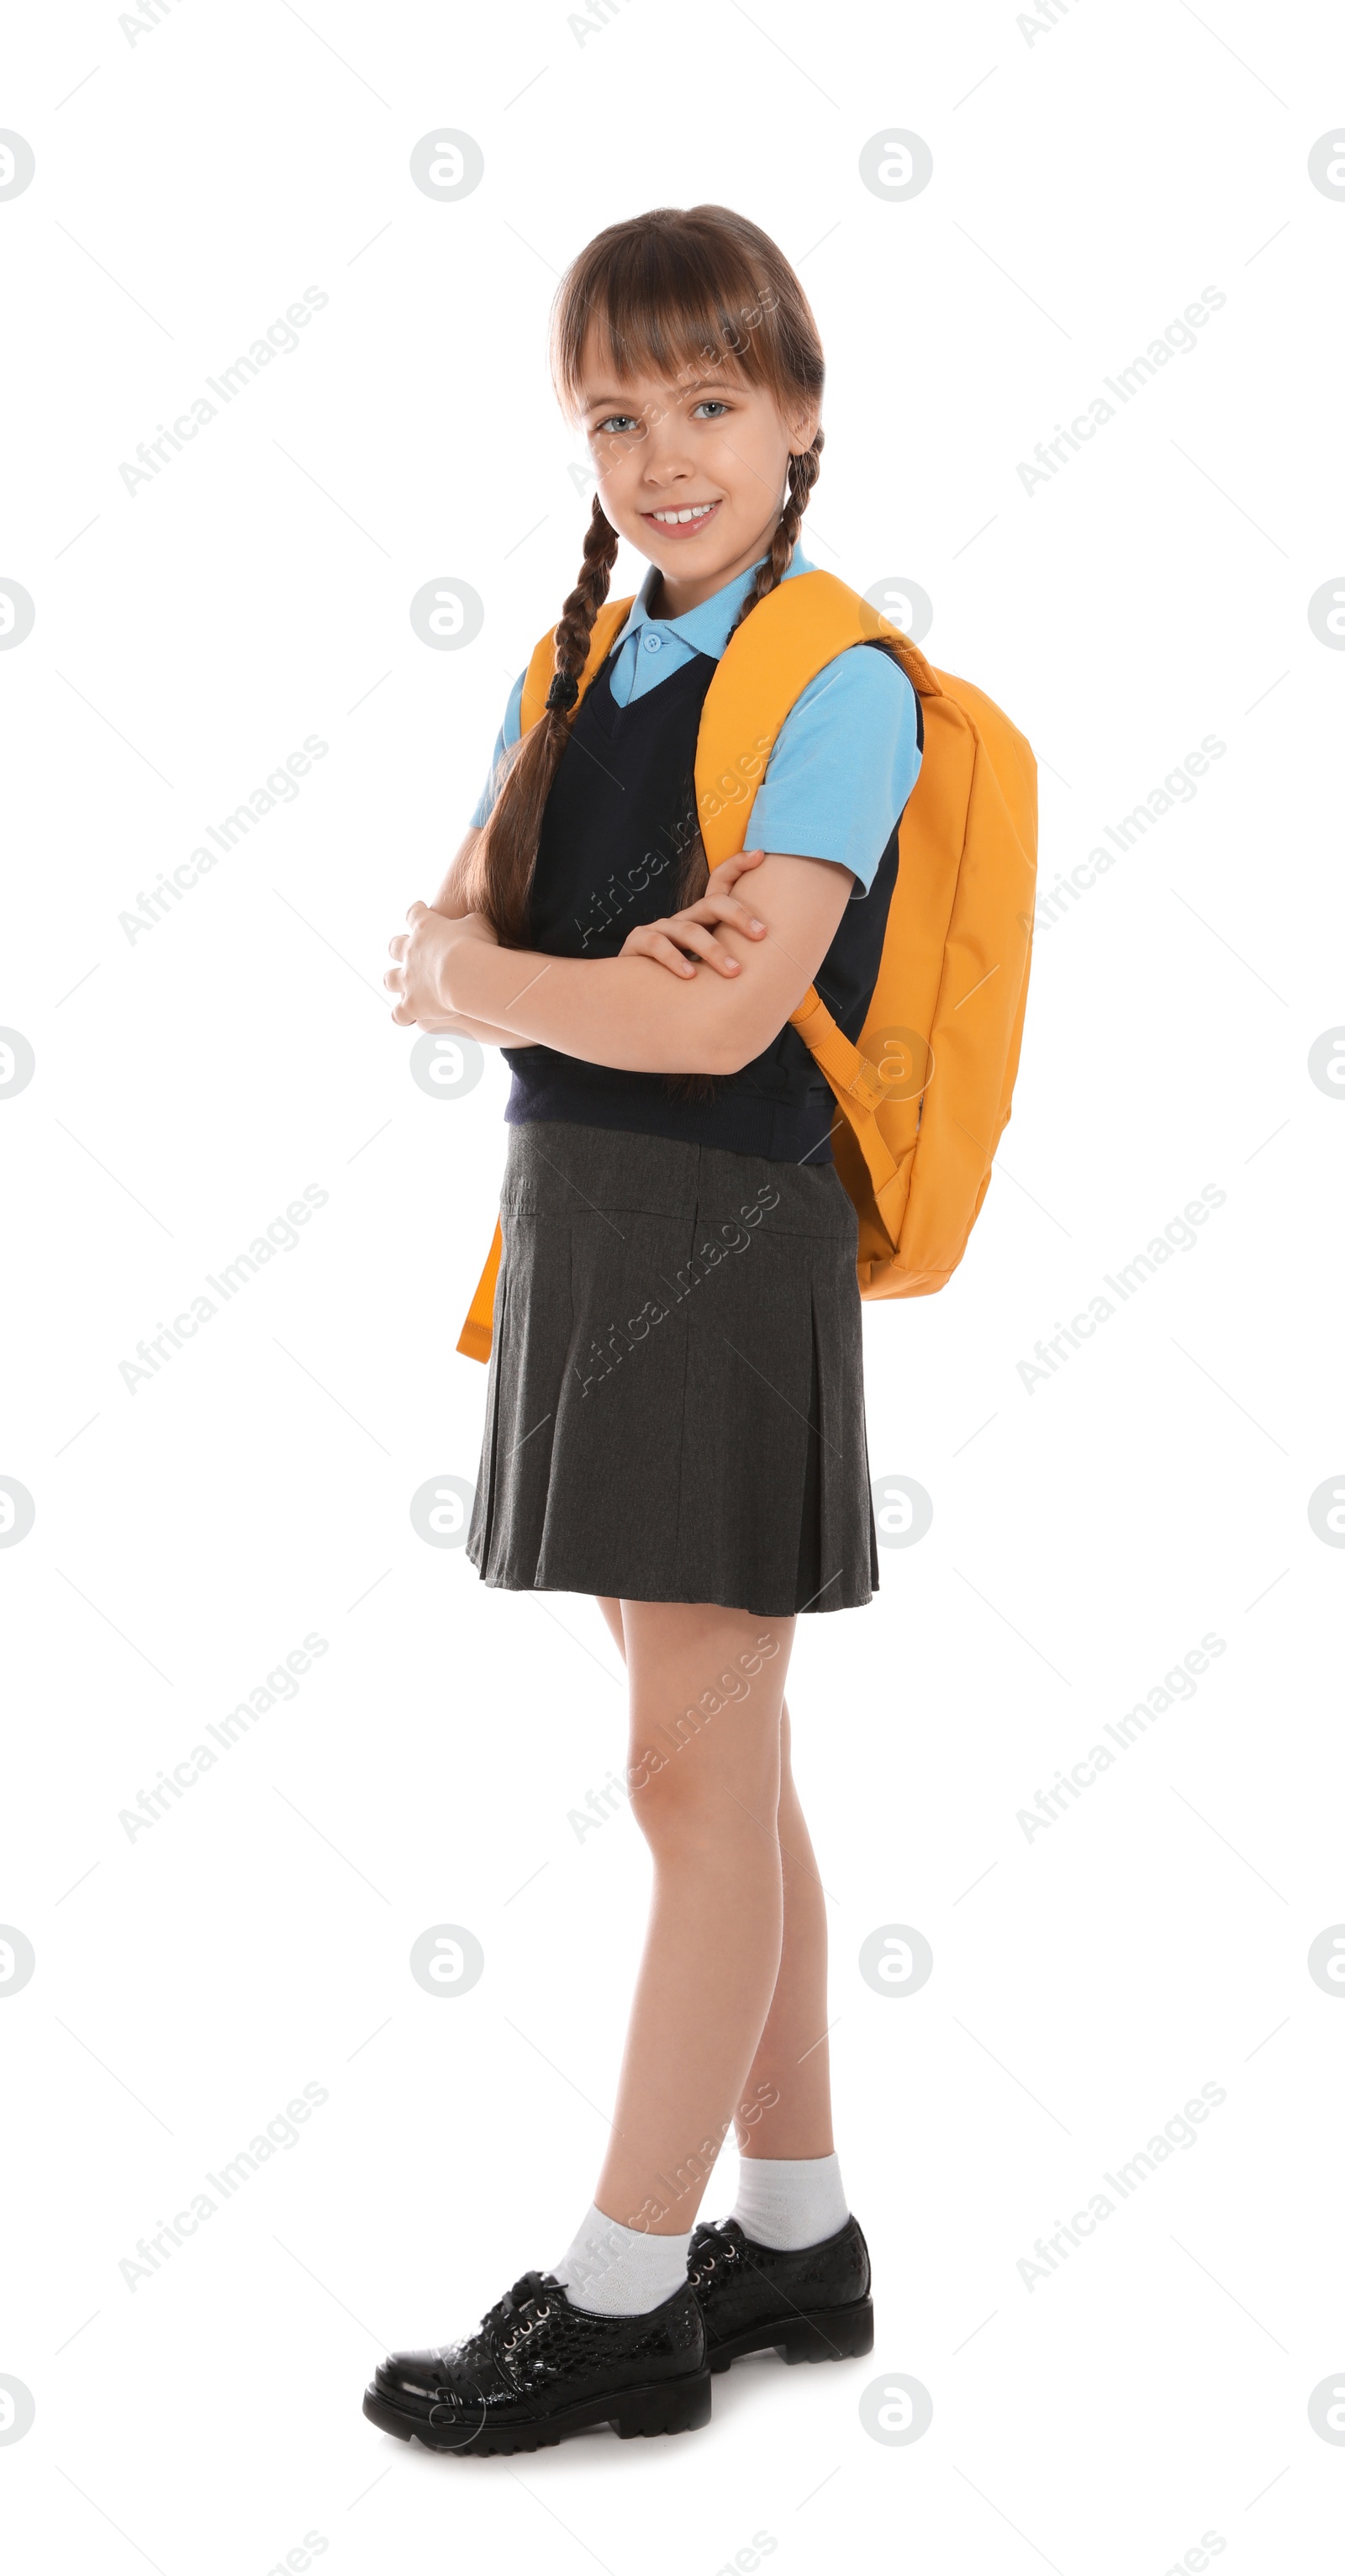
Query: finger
[[388, 934, 409, 961], [713, 847, 767, 888], [405, 900, 428, 926], [636, 932, 697, 978], [662, 895, 765, 941], [696, 894, 767, 935], [663, 922, 741, 975]]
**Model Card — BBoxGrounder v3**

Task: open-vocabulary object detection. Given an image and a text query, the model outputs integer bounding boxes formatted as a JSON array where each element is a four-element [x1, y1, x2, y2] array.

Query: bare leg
[[590, 1598, 792, 2236], [598, 1597, 835, 2167], [735, 1701, 835, 2160]]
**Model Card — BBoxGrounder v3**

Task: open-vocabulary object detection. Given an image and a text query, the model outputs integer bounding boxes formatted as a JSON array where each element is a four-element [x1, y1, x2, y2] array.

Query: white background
[[3, 3, 1343, 2571]]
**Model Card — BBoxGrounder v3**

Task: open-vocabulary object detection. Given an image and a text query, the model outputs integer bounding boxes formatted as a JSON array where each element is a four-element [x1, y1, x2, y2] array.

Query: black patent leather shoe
[[363, 2270, 710, 2456], [688, 2214, 873, 2371]]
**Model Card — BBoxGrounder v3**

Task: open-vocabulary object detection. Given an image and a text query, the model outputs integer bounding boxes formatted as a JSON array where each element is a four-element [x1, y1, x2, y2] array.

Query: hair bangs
[[551, 206, 819, 415]]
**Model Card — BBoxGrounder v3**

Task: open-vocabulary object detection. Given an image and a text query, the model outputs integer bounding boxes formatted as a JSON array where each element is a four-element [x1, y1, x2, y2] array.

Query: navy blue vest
[[503, 641, 911, 1164]]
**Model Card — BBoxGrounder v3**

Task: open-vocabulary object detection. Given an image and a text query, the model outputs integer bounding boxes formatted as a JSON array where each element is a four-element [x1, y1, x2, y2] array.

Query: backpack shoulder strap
[[693, 567, 951, 1126], [519, 596, 636, 736], [694, 568, 939, 868]]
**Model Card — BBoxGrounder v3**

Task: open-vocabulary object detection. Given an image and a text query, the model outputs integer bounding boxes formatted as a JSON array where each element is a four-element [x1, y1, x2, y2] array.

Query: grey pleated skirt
[[466, 1120, 878, 1617]]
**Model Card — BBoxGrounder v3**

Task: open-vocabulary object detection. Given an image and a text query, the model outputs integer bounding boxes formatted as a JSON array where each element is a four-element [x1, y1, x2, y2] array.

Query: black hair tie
[[546, 671, 580, 714]]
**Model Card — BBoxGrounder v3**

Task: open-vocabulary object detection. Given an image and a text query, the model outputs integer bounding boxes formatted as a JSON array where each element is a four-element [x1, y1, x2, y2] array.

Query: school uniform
[[464, 548, 922, 1618]]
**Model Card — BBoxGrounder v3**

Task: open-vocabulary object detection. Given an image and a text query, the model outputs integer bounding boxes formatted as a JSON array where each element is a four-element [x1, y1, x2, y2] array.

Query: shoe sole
[[708, 2295, 874, 2373], [362, 2367, 712, 2456]]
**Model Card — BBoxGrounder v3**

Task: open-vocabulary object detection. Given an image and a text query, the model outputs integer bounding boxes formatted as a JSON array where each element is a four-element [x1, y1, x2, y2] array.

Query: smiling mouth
[[641, 499, 722, 536]]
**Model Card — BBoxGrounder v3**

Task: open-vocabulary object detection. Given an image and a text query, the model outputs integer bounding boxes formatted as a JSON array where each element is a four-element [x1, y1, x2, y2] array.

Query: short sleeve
[[748, 646, 921, 897], [469, 668, 527, 829]]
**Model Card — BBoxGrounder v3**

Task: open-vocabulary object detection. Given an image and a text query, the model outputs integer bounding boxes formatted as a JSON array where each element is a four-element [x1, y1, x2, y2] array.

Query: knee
[[625, 1727, 779, 1862], [631, 1782, 768, 1873], [627, 1765, 709, 1859]]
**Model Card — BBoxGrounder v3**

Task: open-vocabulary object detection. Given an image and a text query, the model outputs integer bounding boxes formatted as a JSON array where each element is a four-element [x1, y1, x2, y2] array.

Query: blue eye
[[596, 413, 641, 436], [693, 400, 729, 419]]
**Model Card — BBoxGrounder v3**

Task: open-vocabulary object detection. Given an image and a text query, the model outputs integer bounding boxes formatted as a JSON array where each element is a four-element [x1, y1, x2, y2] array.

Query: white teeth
[[650, 503, 716, 524]]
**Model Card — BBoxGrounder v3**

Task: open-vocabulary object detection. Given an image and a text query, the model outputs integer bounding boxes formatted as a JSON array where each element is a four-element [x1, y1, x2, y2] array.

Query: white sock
[[731, 2152, 849, 2252], [551, 2204, 694, 2316]]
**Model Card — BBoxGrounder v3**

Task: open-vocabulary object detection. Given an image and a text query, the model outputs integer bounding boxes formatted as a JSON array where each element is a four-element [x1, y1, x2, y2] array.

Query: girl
[[369, 205, 922, 2457]]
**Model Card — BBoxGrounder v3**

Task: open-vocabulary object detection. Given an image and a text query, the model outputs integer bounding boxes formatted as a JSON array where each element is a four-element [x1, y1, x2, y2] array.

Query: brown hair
[[465, 205, 825, 946]]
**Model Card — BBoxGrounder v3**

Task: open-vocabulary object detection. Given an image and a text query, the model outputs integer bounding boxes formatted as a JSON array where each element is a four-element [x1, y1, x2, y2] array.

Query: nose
[[640, 414, 698, 492]]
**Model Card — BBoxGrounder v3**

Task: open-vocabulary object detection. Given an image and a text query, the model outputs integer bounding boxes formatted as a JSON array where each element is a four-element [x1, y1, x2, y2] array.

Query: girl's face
[[576, 333, 819, 613]]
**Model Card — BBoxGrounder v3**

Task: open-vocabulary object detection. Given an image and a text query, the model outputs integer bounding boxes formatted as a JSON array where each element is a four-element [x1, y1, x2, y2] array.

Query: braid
[[550, 499, 621, 714], [470, 499, 620, 946], [730, 427, 824, 636]]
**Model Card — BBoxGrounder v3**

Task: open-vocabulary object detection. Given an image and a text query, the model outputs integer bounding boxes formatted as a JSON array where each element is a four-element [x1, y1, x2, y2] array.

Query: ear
[[787, 408, 820, 457]]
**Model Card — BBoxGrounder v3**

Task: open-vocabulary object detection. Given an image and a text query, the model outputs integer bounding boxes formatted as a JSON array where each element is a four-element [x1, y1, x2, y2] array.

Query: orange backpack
[[457, 568, 1036, 1361]]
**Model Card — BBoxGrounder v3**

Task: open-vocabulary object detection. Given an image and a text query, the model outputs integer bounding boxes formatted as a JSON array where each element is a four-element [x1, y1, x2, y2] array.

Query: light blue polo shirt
[[470, 546, 920, 899]]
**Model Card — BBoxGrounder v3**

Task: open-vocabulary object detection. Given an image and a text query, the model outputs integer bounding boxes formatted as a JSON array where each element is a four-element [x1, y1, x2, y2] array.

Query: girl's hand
[[386, 901, 497, 1026], [620, 847, 768, 980]]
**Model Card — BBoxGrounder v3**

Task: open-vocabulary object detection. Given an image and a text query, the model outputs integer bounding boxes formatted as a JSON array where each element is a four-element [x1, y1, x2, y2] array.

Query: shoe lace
[[483, 2269, 557, 2360], [689, 2223, 741, 2288]]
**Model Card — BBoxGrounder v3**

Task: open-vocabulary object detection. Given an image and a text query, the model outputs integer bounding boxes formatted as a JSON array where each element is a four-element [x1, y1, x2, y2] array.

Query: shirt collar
[[613, 543, 815, 663]]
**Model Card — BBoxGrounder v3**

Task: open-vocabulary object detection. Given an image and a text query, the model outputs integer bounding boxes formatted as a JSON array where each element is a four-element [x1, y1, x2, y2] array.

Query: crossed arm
[[401, 831, 532, 1050], [388, 837, 854, 1079]]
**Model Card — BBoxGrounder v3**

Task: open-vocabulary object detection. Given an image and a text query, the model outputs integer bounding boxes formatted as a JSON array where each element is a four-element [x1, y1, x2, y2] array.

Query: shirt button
[[643, 631, 662, 652]]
